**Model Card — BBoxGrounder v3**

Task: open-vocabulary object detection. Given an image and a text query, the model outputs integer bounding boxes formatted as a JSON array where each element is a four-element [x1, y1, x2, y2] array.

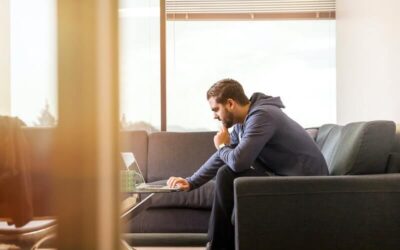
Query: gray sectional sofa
[[24, 120, 400, 248], [234, 121, 400, 250], [119, 131, 216, 245]]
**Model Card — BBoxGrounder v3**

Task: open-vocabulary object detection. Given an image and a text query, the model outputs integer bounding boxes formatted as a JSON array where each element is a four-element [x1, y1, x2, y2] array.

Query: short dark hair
[[207, 78, 249, 105]]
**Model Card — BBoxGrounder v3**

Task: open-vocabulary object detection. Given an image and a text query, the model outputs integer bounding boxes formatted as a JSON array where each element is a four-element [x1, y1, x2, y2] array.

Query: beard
[[221, 109, 235, 128]]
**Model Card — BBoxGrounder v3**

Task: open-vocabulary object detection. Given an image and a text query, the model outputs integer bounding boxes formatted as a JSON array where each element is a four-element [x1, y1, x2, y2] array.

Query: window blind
[[166, 0, 335, 20]]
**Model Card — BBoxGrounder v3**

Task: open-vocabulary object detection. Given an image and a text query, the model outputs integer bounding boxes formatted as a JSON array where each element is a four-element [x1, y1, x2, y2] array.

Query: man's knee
[[216, 165, 235, 182]]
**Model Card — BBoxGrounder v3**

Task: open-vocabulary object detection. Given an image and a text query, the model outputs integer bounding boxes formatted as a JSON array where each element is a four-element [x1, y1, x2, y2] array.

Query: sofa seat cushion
[[316, 121, 395, 175], [148, 180, 214, 209], [127, 208, 210, 233], [123, 233, 208, 247]]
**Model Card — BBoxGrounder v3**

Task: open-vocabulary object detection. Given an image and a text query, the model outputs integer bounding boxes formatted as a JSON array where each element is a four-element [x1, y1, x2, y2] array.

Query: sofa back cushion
[[120, 130, 149, 179], [305, 127, 319, 141], [316, 121, 395, 175], [386, 124, 400, 173], [147, 132, 215, 182]]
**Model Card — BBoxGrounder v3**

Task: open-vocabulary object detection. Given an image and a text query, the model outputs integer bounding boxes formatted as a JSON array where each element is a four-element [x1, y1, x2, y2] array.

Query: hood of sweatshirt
[[249, 92, 285, 110]]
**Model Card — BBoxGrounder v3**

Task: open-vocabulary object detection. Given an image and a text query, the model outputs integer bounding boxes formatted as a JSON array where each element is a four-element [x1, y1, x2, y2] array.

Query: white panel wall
[[336, 0, 400, 124]]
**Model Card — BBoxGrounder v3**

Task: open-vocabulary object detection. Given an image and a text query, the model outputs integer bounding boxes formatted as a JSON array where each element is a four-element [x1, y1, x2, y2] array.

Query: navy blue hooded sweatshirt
[[186, 92, 329, 189]]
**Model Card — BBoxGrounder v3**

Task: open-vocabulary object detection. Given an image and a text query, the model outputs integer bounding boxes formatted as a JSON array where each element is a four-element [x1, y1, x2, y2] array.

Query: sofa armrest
[[234, 174, 400, 250]]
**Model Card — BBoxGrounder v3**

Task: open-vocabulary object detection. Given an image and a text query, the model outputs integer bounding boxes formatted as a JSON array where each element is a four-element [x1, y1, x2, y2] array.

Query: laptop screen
[[120, 152, 180, 192], [120, 152, 146, 186]]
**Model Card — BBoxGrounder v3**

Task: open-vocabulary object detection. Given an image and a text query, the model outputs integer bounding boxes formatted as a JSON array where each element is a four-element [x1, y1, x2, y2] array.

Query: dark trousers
[[208, 165, 272, 250]]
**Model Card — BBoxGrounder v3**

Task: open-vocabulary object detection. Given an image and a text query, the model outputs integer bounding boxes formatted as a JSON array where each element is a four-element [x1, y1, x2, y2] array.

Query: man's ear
[[226, 98, 235, 110]]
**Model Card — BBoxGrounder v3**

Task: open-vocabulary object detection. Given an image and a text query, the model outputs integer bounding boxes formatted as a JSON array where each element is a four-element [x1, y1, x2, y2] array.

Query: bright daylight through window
[[167, 20, 336, 131], [119, 0, 161, 132], [4, 0, 57, 127], [3, 0, 335, 130], [121, 16, 336, 131], [119, 1, 336, 132]]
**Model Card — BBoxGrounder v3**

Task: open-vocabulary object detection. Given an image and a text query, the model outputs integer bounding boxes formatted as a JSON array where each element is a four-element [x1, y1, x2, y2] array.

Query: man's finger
[[173, 178, 185, 188], [168, 177, 177, 187], [171, 179, 179, 188], [171, 180, 178, 188], [167, 178, 170, 186]]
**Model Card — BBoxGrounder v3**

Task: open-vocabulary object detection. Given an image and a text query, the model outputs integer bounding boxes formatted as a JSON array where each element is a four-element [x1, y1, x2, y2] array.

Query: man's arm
[[167, 151, 225, 191], [168, 125, 241, 191], [185, 151, 225, 190], [230, 125, 240, 145], [218, 110, 278, 173]]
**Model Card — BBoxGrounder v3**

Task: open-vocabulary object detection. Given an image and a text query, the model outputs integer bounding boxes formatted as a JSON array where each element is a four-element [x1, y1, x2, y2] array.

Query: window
[[167, 20, 336, 131], [6, 0, 57, 126], [119, 0, 161, 132], [117, 0, 336, 131]]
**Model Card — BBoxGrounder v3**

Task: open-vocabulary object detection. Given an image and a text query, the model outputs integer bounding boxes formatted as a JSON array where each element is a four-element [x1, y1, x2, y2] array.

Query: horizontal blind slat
[[166, 0, 335, 14]]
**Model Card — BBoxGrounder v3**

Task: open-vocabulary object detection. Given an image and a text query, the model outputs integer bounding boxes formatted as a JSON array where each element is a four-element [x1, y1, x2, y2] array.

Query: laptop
[[121, 152, 180, 193]]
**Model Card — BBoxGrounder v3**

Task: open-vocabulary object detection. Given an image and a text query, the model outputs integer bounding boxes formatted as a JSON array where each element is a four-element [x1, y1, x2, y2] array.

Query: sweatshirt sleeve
[[218, 109, 278, 173], [185, 127, 241, 190], [186, 151, 224, 190], [230, 125, 240, 145]]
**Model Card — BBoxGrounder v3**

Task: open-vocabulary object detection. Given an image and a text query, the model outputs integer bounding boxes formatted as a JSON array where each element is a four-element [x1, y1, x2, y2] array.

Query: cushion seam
[[237, 190, 400, 198], [345, 123, 367, 174]]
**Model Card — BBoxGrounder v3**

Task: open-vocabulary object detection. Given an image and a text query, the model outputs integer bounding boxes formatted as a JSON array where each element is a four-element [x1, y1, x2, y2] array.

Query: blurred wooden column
[[56, 0, 120, 249]]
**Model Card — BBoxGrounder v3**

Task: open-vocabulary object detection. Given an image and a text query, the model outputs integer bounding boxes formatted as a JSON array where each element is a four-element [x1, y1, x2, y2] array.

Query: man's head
[[207, 78, 250, 128]]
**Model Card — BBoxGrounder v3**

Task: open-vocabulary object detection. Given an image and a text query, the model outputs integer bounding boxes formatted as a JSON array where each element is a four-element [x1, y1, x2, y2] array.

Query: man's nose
[[213, 114, 219, 120]]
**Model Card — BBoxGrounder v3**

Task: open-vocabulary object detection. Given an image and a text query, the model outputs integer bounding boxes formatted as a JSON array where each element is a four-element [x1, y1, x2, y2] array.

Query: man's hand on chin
[[214, 125, 230, 150]]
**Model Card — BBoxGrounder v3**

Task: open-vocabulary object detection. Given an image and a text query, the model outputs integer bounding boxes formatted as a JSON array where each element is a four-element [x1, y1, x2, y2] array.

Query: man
[[167, 79, 329, 250]]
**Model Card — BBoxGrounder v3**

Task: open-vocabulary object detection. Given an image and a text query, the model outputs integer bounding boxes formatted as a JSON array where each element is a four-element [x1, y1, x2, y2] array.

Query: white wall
[[0, 0, 10, 115], [336, 0, 400, 124]]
